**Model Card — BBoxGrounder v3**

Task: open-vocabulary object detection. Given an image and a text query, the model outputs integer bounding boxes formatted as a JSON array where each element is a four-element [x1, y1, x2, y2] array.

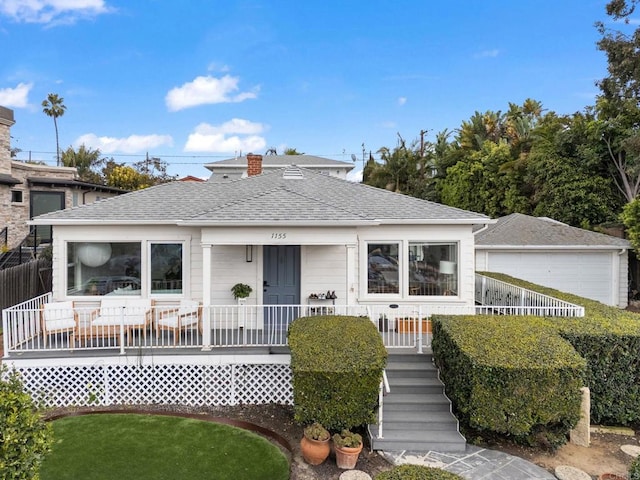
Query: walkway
[[383, 445, 556, 480]]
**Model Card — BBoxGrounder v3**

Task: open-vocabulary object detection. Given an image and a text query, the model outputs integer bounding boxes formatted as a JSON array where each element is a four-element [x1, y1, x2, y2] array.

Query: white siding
[[302, 245, 347, 304]]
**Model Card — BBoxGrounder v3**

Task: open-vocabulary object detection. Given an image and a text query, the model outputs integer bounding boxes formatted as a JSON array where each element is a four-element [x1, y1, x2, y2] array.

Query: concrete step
[[383, 394, 451, 412], [369, 427, 466, 452], [382, 412, 459, 431]]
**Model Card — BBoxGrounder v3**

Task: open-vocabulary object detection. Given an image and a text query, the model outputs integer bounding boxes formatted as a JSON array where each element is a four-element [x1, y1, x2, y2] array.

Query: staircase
[[369, 352, 467, 452]]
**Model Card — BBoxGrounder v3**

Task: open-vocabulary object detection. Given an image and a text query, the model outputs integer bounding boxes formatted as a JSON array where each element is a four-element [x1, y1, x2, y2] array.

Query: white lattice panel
[[12, 362, 293, 408]]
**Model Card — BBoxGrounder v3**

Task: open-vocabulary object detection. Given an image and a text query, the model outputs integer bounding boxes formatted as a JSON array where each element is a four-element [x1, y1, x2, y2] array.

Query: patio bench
[[81, 298, 154, 346]]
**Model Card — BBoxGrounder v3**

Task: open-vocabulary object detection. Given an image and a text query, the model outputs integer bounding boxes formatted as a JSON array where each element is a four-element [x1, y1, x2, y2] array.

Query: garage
[[475, 214, 630, 308]]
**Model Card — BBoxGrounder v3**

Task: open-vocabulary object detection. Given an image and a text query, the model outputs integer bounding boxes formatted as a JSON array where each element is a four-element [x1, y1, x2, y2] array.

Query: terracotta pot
[[598, 474, 626, 480], [334, 444, 363, 470], [300, 436, 330, 465]]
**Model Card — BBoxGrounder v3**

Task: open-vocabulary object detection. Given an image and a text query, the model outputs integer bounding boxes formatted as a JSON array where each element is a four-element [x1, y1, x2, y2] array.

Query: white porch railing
[[475, 274, 585, 317]]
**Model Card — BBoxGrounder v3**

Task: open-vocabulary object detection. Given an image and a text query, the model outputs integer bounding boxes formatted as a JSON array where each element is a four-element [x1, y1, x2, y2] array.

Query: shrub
[[289, 315, 387, 431], [630, 455, 640, 480], [375, 464, 464, 480], [479, 271, 640, 426], [332, 429, 362, 448], [432, 314, 585, 449], [0, 366, 52, 479]]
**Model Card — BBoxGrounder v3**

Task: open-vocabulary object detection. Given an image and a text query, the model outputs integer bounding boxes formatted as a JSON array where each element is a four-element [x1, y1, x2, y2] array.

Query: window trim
[[149, 241, 186, 297]]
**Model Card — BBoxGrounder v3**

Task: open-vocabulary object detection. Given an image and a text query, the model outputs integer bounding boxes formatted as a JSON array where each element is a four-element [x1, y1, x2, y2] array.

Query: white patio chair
[[40, 301, 77, 347], [156, 300, 202, 345]]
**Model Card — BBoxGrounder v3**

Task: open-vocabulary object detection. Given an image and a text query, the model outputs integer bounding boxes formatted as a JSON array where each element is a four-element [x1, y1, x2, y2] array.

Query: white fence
[[475, 274, 585, 317]]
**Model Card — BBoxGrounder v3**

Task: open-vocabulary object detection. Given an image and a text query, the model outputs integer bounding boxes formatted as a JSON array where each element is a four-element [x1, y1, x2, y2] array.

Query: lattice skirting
[[11, 363, 293, 408]]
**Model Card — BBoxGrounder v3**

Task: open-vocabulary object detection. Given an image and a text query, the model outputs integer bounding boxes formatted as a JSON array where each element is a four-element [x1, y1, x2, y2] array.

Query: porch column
[[346, 245, 356, 304], [201, 244, 212, 350]]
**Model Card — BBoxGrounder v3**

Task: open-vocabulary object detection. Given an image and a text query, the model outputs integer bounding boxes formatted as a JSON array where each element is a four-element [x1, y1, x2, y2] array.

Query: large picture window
[[366, 241, 459, 297], [68, 242, 141, 296], [409, 242, 458, 296]]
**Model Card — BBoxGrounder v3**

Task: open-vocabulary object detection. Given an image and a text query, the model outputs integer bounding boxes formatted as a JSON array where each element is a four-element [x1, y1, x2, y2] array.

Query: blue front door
[[263, 245, 301, 330]]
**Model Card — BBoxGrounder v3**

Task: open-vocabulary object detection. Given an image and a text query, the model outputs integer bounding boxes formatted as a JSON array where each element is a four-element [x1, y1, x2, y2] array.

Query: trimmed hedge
[[432, 315, 585, 448], [288, 315, 387, 431], [479, 272, 640, 426], [375, 464, 464, 480]]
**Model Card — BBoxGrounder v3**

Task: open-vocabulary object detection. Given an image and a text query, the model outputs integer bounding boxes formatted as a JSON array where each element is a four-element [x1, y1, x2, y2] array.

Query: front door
[[263, 245, 301, 332]]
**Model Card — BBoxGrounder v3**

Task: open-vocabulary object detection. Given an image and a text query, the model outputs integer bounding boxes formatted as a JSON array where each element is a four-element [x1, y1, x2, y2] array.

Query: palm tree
[[42, 93, 67, 166]]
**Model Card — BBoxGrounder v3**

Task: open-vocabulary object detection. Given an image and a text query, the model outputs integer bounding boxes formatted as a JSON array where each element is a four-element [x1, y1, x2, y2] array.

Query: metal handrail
[[377, 369, 390, 439]]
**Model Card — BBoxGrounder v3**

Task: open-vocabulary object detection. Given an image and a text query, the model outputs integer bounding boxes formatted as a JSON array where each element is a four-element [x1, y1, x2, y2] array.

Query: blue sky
[[0, 0, 626, 179]]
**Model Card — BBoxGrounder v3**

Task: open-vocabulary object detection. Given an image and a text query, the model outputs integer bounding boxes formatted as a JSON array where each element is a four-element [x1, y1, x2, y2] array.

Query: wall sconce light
[[246, 245, 253, 262]]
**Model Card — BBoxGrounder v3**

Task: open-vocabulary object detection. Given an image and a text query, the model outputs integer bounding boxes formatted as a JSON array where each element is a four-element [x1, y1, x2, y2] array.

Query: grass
[[40, 413, 290, 480]]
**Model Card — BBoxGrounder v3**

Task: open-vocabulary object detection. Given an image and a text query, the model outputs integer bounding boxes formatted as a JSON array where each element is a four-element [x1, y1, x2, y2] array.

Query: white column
[[346, 244, 356, 305], [201, 244, 212, 350]]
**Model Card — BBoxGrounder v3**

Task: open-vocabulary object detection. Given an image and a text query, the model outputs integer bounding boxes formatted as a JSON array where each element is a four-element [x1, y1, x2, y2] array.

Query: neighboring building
[[205, 153, 355, 182], [0, 106, 126, 249], [475, 213, 631, 308]]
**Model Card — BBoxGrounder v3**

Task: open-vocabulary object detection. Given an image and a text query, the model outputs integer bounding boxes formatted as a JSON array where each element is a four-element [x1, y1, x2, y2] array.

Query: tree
[[0, 365, 52, 479], [106, 164, 151, 190], [61, 145, 105, 184], [41, 93, 67, 167], [622, 197, 640, 251], [283, 147, 304, 155]]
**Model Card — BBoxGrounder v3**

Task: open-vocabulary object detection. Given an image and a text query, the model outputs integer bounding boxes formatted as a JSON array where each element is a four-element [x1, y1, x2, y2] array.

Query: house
[[205, 153, 355, 181], [0, 106, 126, 251], [475, 213, 631, 308]]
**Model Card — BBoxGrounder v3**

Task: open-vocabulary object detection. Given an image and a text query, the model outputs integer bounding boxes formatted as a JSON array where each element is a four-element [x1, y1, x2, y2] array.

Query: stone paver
[[554, 465, 591, 480], [383, 445, 556, 480], [622, 444, 640, 458], [339, 471, 372, 480]]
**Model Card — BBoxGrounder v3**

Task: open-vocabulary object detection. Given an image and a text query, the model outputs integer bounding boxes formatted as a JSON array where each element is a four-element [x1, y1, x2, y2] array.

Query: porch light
[[246, 245, 253, 262], [77, 242, 112, 268]]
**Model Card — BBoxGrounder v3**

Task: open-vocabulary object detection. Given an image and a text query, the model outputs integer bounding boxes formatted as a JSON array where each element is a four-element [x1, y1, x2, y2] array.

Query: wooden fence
[[0, 259, 52, 312]]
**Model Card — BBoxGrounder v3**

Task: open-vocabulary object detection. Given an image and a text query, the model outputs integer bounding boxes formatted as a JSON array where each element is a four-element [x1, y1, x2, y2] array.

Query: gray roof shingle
[[33, 167, 490, 226], [475, 213, 630, 248], [205, 154, 354, 171]]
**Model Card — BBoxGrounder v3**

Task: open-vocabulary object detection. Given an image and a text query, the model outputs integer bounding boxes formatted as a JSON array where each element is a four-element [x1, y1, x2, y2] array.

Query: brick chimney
[[247, 153, 263, 176], [0, 106, 15, 176]]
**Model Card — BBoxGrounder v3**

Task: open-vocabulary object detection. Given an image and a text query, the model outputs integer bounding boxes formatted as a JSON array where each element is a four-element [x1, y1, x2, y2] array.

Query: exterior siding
[[302, 245, 347, 303]]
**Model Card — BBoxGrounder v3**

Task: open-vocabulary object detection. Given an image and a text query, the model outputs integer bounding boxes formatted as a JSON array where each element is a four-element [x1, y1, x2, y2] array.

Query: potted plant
[[231, 283, 252, 304], [300, 422, 330, 465], [332, 429, 363, 470]]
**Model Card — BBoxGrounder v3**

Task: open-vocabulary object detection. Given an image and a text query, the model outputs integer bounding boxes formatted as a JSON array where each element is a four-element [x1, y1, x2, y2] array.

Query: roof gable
[[33, 167, 490, 226]]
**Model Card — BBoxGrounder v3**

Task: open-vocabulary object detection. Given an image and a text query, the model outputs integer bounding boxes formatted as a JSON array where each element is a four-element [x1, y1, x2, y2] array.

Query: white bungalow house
[[2, 156, 589, 452], [475, 213, 631, 308]]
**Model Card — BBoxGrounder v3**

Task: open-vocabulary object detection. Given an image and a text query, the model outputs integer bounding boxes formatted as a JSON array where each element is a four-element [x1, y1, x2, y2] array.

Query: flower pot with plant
[[231, 283, 252, 305], [300, 422, 331, 465], [332, 429, 363, 470]]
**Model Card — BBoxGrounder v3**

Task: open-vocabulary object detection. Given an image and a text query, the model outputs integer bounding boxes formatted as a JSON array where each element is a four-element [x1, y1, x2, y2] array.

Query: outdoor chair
[[156, 300, 202, 345], [83, 298, 154, 346], [40, 301, 78, 347]]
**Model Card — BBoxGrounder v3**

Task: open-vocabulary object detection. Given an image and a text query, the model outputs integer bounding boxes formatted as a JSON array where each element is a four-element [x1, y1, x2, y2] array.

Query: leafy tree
[[41, 93, 66, 167], [0, 366, 52, 479], [61, 145, 104, 184], [133, 154, 176, 184], [622, 198, 640, 251], [106, 165, 151, 190], [103, 155, 175, 190], [283, 147, 304, 155]]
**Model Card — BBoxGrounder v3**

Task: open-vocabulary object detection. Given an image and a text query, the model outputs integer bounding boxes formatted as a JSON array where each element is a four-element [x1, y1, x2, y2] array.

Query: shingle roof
[[205, 154, 354, 171], [32, 167, 490, 226], [475, 213, 630, 248], [0, 173, 20, 185]]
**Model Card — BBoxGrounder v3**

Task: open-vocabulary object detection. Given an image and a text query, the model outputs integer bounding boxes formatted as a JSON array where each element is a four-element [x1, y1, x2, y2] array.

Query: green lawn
[[40, 414, 289, 480]]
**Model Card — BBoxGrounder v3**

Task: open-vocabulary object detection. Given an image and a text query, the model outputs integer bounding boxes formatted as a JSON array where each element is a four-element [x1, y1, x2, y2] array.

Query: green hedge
[[375, 464, 464, 480], [432, 315, 585, 448], [479, 272, 640, 426], [288, 315, 387, 431], [630, 455, 640, 480]]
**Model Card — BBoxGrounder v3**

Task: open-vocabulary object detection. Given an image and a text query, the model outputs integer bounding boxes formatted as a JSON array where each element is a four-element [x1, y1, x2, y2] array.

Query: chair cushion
[[43, 302, 75, 323], [178, 300, 200, 316]]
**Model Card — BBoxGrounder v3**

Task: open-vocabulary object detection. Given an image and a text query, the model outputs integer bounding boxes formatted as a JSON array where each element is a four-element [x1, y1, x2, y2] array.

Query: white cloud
[[184, 119, 267, 153], [474, 49, 500, 59], [74, 133, 173, 154], [397, 96, 407, 106], [165, 75, 259, 112], [0, 82, 32, 107], [0, 0, 112, 25]]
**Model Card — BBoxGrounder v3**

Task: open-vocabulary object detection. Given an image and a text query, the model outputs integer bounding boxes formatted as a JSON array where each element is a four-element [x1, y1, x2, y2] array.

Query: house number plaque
[[270, 233, 287, 239]]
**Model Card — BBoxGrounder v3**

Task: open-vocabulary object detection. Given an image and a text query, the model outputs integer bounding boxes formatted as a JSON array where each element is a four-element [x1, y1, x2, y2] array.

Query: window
[[67, 242, 141, 296], [366, 241, 459, 297], [31, 191, 65, 242], [10, 190, 22, 203], [367, 243, 399, 294], [150, 243, 183, 294], [409, 242, 458, 296]]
